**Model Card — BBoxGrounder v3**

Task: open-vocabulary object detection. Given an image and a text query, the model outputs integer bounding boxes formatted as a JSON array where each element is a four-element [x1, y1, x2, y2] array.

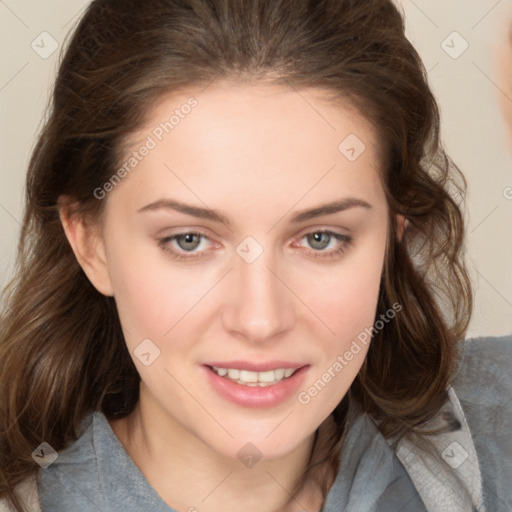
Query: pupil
[[179, 233, 200, 251], [309, 232, 329, 250]]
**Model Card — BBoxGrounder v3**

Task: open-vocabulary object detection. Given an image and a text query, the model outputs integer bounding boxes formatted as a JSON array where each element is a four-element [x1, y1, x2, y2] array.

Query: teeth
[[227, 369, 240, 380], [239, 370, 258, 383], [211, 366, 297, 386], [259, 370, 277, 383]]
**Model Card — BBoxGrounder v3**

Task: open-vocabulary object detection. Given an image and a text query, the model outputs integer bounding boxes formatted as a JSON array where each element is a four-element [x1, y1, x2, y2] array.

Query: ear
[[58, 197, 114, 296], [396, 214, 409, 241]]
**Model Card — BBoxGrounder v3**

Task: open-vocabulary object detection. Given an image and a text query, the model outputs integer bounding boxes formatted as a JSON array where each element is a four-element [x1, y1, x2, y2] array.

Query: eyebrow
[[137, 197, 372, 225]]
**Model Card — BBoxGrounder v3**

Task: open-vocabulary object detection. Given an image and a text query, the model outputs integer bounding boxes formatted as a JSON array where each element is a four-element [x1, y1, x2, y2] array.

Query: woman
[[0, 1, 510, 511]]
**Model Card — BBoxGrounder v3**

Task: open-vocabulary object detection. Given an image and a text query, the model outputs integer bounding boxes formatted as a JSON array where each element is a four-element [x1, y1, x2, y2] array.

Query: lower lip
[[203, 365, 310, 408]]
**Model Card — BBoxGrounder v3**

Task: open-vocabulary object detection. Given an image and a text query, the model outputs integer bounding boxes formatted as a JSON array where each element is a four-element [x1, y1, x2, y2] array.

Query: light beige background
[[1, 1, 511, 337]]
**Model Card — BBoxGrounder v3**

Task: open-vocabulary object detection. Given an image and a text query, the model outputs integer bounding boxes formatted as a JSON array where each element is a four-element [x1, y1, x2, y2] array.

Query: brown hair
[[0, 0, 473, 509]]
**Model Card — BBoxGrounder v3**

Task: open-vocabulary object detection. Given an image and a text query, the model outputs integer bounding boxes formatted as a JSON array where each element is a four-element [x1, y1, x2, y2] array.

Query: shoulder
[[0, 414, 97, 512], [454, 334, 512, 382], [36, 410, 108, 510], [374, 334, 512, 512], [452, 334, 512, 416], [451, 334, 512, 512]]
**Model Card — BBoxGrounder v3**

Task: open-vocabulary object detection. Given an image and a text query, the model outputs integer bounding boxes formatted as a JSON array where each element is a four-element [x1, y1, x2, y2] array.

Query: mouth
[[206, 365, 300, 387], [202, 362, 310, 408]]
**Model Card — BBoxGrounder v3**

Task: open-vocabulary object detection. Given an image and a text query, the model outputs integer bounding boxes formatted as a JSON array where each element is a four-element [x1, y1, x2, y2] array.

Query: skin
[[496, 15, 512, 148], [61, 81, 405, 512]]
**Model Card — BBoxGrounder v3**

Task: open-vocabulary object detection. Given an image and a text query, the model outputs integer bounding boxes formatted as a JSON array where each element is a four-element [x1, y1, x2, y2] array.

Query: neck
[[109, 389, 325, 512]]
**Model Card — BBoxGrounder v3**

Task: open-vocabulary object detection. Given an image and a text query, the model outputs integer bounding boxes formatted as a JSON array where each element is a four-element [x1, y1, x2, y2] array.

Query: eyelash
[[157, 229, 352, 262]]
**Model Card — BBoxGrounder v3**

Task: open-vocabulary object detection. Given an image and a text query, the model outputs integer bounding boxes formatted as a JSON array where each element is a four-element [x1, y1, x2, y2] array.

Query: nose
[[221, 245, 295, 345]]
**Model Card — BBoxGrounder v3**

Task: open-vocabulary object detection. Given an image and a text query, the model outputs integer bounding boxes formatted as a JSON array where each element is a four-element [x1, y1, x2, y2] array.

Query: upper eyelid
[[159, 223, 349, 237]]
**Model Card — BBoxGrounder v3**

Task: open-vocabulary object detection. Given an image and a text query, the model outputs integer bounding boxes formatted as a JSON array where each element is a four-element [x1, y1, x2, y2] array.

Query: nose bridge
[[222, 238, 294, 342]]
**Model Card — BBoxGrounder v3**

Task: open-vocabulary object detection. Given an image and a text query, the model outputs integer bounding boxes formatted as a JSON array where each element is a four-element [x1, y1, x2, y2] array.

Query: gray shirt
[[37, 405, 425, 511], [36, 335, 512, 511]]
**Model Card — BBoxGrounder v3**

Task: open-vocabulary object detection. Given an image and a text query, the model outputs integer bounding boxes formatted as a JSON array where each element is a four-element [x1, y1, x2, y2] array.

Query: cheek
[[294, 232, 386, 345], [104, 239, 204, 345], [292, 247, 384, 411]]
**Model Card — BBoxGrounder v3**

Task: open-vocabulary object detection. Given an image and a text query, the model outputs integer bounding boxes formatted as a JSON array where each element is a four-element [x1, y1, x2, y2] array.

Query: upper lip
[[204, 361, 307, 372]]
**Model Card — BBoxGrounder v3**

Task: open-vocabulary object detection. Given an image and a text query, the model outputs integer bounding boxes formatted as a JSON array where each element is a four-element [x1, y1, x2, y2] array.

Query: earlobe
[[58, 199, 114, 297], [396, 214, 409, 241]]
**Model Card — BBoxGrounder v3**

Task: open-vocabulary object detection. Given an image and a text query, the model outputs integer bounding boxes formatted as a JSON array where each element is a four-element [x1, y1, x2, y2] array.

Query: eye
[[157, 231, 213, 261], [296, 230, 352, 259], [157, 229, 352, 262]]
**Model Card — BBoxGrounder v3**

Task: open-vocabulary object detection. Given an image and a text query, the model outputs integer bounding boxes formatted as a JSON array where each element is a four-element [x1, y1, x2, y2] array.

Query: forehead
[[109, 82, 387, 218], [135, 80, 380, 153]]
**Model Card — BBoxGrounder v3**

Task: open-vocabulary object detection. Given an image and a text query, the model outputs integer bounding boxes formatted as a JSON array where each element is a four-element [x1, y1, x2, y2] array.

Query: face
[[91, 82, 392, 461]]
